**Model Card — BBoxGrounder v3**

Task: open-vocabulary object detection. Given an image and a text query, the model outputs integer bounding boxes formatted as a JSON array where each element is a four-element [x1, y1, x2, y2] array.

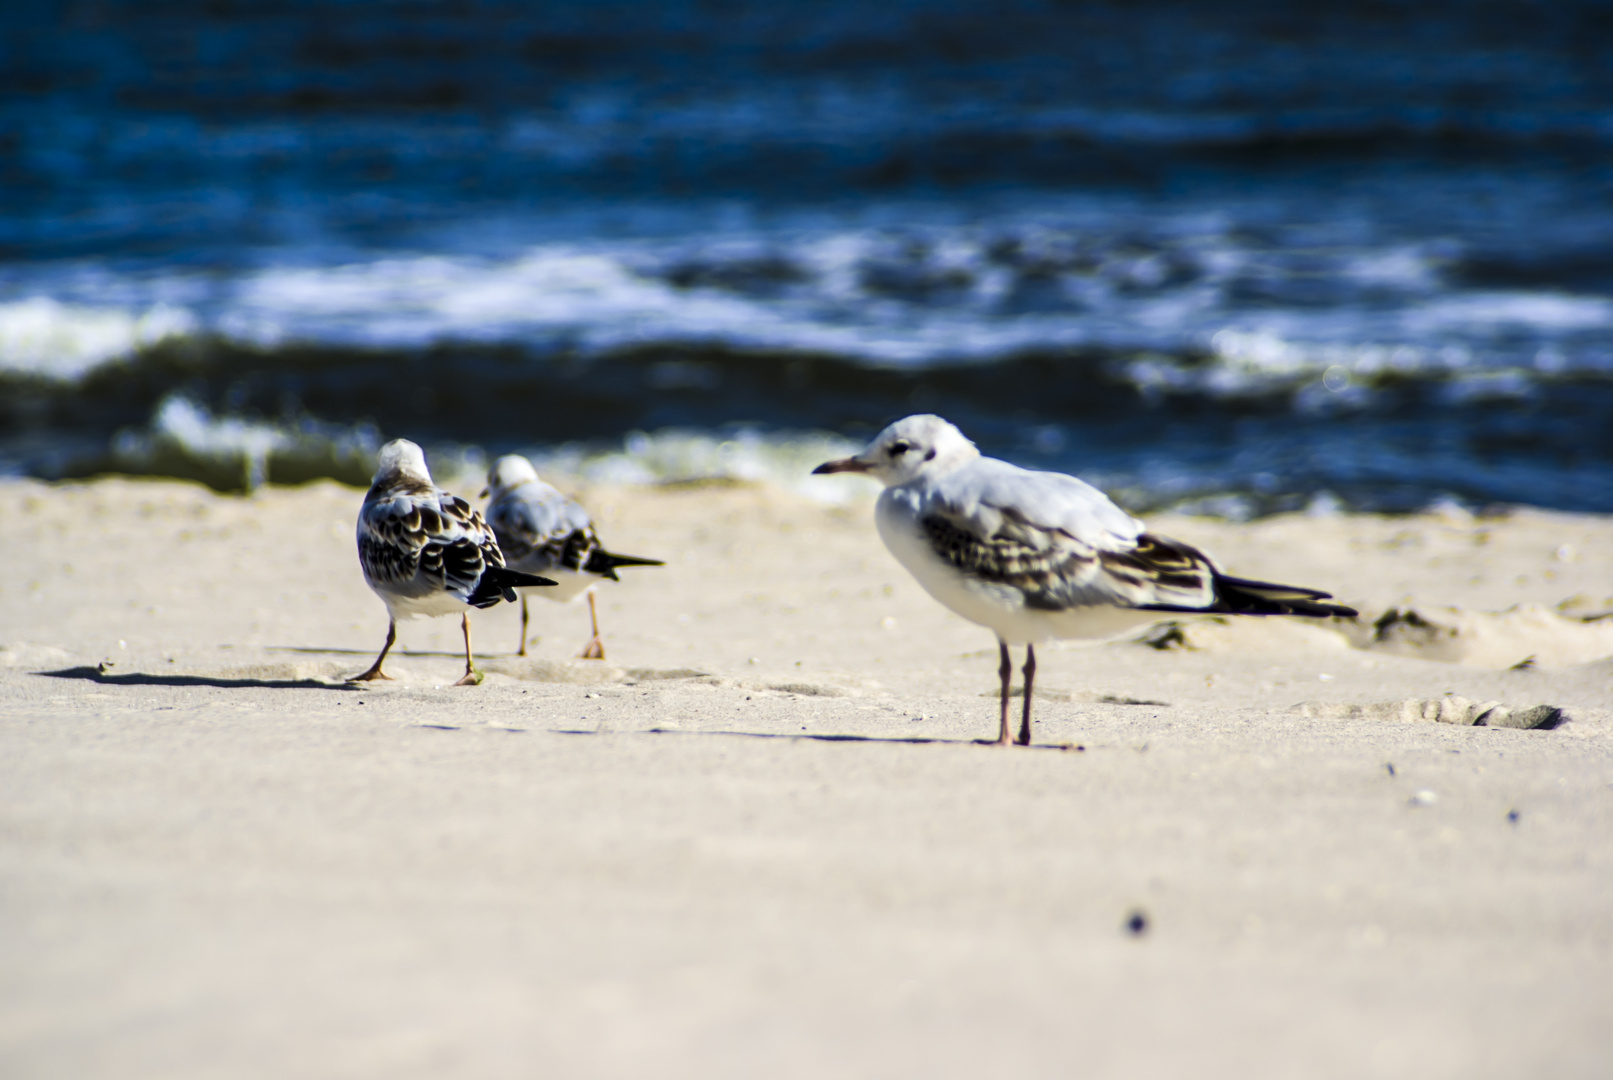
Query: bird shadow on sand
[[268, 646, 522, 658], [36, 666, 357, 691], [555, 727, 1084, 751]]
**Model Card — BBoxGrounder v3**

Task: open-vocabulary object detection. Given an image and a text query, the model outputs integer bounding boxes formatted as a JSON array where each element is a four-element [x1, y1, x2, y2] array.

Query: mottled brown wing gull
[[814, 414, 1357, 745], [352, 440, 554, 685], [482, 455, 664, 660]]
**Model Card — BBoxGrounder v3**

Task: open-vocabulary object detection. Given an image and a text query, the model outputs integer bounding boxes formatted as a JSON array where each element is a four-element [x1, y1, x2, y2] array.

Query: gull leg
[[454, 612, 483, 686], [1018, 643, 1036, 746], [578, 589, 606, 660], [350, 619, 397, 682], [995, 639, 1013, 745], [517, 594, 529, 657]]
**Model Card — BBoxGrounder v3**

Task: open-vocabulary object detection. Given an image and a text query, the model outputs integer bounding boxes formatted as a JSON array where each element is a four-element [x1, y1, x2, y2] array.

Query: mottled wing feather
[[486, 485, 604, 575], [359, 486, 508, 603], [924, 499, 1218, 612], [921, 505, 1104, 611], [1095, 533, 1218, 608], [552, 527, 605, 574]]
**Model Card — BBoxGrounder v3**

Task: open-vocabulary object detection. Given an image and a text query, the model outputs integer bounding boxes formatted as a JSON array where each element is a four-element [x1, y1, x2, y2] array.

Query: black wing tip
[[584, 550, 665, 579], [466, 566, 558, 607], [498, 568, 559, 588], [1212, 574, 1359, 618], [603, 552, 666, 569], [1137, 597, 1359, 619], [1278, 600, 1359, 619]]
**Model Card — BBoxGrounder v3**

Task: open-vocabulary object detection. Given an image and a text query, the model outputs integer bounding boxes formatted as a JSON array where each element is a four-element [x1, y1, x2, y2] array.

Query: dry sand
[[2, 474, 1611, 1079]]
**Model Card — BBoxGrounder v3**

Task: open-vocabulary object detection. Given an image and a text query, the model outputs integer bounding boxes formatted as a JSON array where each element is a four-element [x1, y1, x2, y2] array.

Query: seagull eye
[[889, 441, 913, 457]]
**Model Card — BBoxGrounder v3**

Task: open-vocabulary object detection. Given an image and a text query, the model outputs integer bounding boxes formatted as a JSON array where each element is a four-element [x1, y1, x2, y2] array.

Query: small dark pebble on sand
[[1125, 909, 1149, 936]]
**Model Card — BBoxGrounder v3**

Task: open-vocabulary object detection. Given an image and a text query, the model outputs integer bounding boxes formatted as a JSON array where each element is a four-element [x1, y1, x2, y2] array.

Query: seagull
[[352, 440, 555, 685], [482, 455, 664, 660], [813, 415, 1357, 746]]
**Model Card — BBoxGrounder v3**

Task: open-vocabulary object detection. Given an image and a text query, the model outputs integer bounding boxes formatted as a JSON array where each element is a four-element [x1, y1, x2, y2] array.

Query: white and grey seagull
[[482, 454, 664, 659], [352, 439, 555, 685], [814, 414, 1357, 746]]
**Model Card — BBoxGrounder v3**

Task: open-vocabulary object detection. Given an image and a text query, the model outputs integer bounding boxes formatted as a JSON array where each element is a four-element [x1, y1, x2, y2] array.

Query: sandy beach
[[2, 474, 1611, 1078]]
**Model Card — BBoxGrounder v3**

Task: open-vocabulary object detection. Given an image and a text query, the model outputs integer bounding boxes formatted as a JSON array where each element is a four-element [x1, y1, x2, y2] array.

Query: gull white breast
[[814, 415, 1357, 746], [353, 439, 554, 685], [483, 455, 664, 660]]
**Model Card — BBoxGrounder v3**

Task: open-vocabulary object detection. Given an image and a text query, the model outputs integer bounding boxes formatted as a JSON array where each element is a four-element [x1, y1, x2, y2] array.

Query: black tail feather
[[1207, 574, 1357, 618], [1140, 574, 1357, 618], [582, 549, 665, 582], [467, 565, 558, 608]]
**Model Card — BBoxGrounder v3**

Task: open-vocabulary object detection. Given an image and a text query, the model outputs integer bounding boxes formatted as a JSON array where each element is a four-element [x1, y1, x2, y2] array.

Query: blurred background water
[[2, 0, 1611, 512]]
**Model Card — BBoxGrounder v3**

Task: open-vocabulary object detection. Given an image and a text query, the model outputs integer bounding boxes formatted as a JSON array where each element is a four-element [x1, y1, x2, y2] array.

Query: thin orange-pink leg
[[350, 619, 397, 682], [578, 590, 605, 660], [453, 612, 482, 685]]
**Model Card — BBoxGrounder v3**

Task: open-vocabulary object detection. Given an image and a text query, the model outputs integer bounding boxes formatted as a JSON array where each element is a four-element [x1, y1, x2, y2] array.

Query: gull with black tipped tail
[[352, 440, 555, 685], [814, 415, 1357, 746], [483, 455, 665, 660]]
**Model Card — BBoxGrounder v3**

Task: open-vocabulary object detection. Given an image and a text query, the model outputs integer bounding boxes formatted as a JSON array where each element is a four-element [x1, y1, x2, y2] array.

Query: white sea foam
[[132, 396, 292, 489], [0, 297, 197, 379], [103, 390, 870, 501], [523, 428, 872, 504], [4, 222, 1609, 392], [1411, 291, 1613, 332], [108, 395, 380, 491], [157, 241, 1180, 367]]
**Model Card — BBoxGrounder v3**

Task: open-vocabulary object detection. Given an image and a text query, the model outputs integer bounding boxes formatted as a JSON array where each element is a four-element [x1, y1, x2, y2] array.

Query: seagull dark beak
[[478, 487, 489, 498], [812, 457, 873, 475]]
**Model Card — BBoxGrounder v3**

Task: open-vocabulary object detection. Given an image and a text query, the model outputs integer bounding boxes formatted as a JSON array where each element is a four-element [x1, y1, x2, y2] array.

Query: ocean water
[[3, 1, 1611, 512]]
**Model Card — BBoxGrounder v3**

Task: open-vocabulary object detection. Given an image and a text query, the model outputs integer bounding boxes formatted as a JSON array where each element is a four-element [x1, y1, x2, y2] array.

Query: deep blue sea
[[3, 1, 1612, 512]]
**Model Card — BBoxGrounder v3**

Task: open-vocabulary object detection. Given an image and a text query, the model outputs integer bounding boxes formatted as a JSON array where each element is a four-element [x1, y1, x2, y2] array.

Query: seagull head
[[483, 454, 540, 499], [373, 439, 432, 486], [812, 414, 980, 486]]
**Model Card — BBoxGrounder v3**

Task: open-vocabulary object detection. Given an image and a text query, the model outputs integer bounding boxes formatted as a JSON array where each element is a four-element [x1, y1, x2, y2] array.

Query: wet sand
[[2, 475, 1610, 1078]]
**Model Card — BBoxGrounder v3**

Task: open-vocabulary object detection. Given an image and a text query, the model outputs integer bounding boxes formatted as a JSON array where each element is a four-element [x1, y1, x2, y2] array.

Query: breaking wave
[[99, 392, 866, 503], [5, 219, 1611, 388]]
